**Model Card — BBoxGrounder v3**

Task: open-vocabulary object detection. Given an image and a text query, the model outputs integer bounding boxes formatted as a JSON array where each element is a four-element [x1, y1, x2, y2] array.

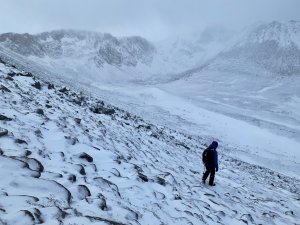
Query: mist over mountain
[[201, 20, 300, 76]]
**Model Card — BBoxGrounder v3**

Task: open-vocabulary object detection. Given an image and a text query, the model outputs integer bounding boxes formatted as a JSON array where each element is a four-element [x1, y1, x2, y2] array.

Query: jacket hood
[[209, 141, 218, 149]]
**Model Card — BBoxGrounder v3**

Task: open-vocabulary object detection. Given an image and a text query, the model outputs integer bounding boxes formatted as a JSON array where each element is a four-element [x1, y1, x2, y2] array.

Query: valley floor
[[89, 80, 300, 180]]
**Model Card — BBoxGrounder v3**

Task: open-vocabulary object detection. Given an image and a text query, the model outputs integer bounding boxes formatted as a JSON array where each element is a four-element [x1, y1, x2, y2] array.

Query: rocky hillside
[[0, 30, 155, 82], [0, 54, 300, 224], [0, 30, 155, 66], [0, 27, 235, 83]]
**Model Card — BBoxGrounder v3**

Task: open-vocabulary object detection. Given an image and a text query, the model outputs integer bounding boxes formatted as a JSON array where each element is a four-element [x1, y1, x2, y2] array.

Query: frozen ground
[[87, 75, 300, 180], [1, 56, 300, 224]]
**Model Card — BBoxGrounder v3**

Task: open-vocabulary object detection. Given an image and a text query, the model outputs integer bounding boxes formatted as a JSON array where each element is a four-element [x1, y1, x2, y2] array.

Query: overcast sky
[[0, 0, 299, 41]]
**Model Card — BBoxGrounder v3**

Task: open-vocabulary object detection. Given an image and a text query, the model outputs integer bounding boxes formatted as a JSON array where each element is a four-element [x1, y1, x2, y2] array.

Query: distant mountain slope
[[202, 21, 300, 75], [0, 21, 299, 84], [0, 30, 156, 82], [0, 27, 234, 83], [0, 30, 155, 66]]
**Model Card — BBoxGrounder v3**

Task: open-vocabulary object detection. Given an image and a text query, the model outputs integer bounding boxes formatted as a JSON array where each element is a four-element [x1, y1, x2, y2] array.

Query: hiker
[[202, 141, 218, 186]]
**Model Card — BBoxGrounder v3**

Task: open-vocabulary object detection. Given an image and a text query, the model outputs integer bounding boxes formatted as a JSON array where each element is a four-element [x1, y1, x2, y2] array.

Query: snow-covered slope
[[201, 21, 300, 75], [1, 47, 300, 224]]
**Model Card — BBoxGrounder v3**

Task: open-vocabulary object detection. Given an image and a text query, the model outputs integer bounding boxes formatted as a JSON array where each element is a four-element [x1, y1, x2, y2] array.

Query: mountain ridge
[[0, 21, 299, 83], [198, 20, 300, 76]]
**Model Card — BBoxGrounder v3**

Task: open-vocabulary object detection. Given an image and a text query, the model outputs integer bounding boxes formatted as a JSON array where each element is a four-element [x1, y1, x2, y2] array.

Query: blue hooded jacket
[[203, 141, 218, 170]]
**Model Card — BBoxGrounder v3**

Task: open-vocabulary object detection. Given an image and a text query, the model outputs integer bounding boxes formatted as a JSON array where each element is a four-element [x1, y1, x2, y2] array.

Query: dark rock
[[20, 210, 35, 222], [174, 194, 182, 200], [156, 177, 166, 186], [34, 129, 42, 138], [75, 164, 86, 176], [91, 164, 98, 172], [74, 118, 81, 124], [0, 84, 11, 92], [98, 194, 108, 211], [33, 208, 44, 224], [68, 174, 77, 183], [79, 152, 93, 162], [151, 133, 159, 139], [45, 104, 52, 108], [285, 211, 294, 215], [32, 81, 41, 90], [85, 215, 126, 225], [65, 136, 78, 145], [0, 57, 6, 64], [175, 142, 190, 150], [90, 106, 115, 115], [138, 173, 149, 182], [5, 76, 14, 81], [25, 150, 32, 156], [36, 109, 44, 115], [21, 72, 33, 77], [59, 87, 69, 93], [137, 124, 151, 130], [48, 83, 55, 89], [15, 139, 28, 144], [72, 95, 86, 106], [0, 128, 8, 137], [7, 72, 16, 77], [110, 168, 120, 177], [0, 114, 12, 121]]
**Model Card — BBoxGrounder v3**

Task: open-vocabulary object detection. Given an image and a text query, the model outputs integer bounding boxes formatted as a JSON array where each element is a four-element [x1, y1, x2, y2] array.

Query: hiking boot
[[202, 179, 205, 184], [209, 183, 216, 186]]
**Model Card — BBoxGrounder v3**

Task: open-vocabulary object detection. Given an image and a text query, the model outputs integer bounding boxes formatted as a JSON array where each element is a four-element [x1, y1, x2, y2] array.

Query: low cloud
[[0, 0, 299, 41]]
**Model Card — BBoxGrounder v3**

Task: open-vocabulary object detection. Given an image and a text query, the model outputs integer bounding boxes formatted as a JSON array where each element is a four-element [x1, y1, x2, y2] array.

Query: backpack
[[202, 149, 213, 164]]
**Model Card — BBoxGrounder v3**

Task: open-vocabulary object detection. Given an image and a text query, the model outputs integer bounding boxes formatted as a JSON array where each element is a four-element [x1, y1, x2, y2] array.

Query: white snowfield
[[0, 57, 300, 225], [88, 82, 300, 180]]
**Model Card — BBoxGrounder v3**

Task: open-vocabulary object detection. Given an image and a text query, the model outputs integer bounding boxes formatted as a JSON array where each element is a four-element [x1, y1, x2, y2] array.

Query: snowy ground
[[87, 77, 300, 181], [1, 58, 299, 224]]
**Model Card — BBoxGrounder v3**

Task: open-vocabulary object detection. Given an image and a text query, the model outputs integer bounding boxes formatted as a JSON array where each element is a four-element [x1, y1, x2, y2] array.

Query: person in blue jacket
[[202, 141, 219, 186]]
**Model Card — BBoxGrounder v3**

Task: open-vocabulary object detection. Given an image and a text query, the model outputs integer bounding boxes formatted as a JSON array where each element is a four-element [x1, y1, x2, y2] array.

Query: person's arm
[[215, 151, 219, 171], [202, 149, 207, 164]]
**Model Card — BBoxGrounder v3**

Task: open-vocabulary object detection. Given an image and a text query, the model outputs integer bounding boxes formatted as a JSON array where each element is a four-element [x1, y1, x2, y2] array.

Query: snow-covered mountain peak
[[239, 20, 300, 48], [198, 21, 300, 76]]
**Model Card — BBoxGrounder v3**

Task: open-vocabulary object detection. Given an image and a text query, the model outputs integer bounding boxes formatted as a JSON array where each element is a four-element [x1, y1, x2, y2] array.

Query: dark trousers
[[202, 168, 215, 185]]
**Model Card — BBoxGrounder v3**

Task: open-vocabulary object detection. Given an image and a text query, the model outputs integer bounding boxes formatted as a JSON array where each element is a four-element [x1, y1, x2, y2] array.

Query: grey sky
[[0, 0, 299, 41]]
